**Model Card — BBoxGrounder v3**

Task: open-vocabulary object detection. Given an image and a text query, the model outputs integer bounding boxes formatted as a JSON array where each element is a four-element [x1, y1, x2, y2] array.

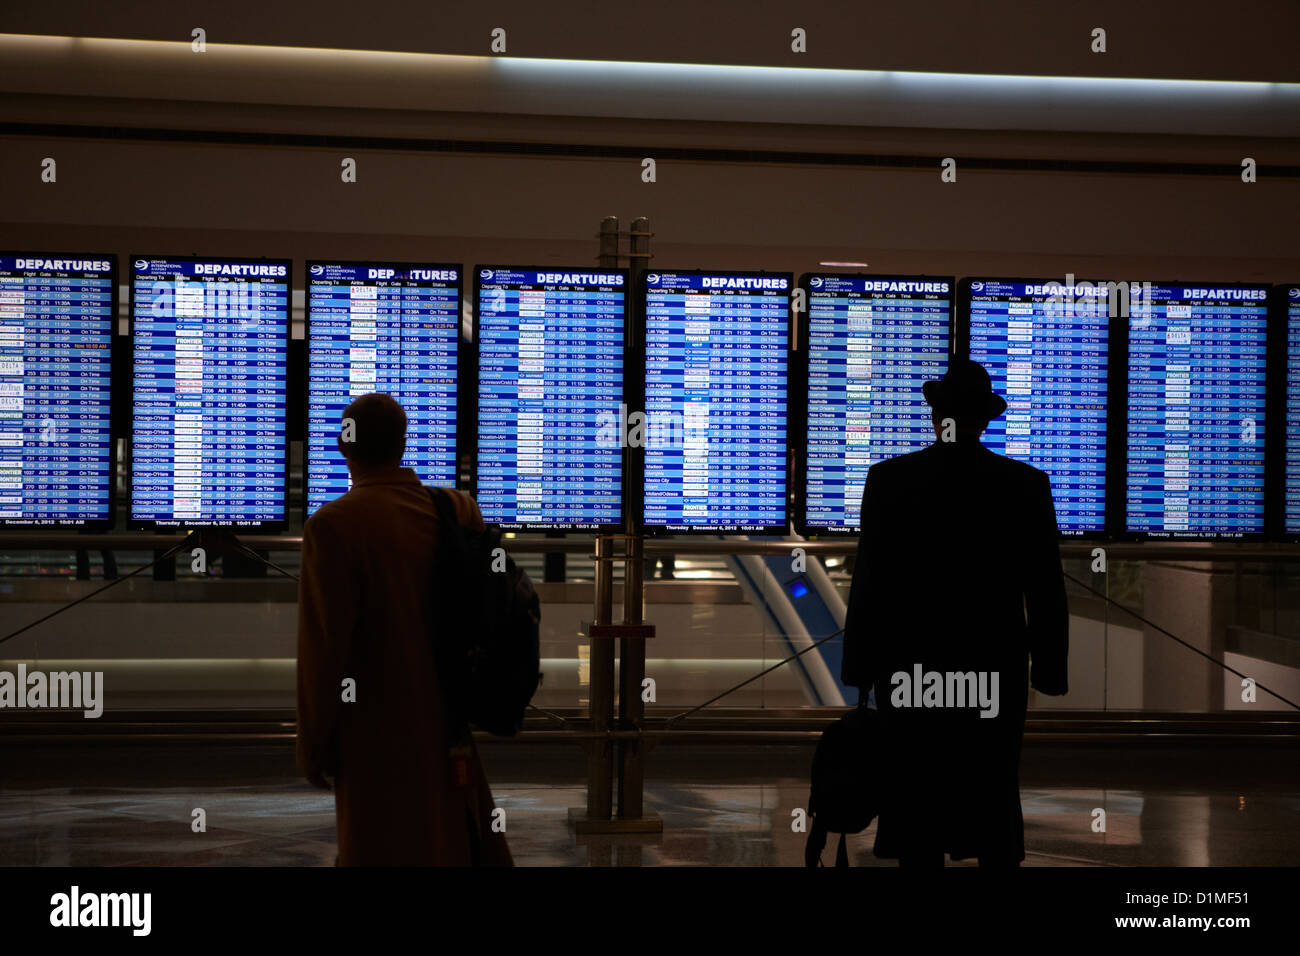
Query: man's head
[[929, 407, 989, 440], [337, 393, 407, 471], [922, 358, 1007, 442]]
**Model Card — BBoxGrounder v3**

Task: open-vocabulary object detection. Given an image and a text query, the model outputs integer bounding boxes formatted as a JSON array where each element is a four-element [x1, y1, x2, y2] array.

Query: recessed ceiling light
[[818, 261, 869, 268]]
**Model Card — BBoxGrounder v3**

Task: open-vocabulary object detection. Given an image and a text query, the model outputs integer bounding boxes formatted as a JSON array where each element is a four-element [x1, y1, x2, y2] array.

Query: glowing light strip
[[3, 33, 1297, 135]]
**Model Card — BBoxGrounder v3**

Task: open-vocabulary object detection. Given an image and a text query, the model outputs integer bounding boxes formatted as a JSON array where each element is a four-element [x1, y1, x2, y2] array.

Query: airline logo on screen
[[1290, 287, 1300, 299]]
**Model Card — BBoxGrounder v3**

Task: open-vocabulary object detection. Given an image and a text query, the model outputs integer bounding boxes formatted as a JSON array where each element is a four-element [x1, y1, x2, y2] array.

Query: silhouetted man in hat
[[842, 357, 1070, 866]]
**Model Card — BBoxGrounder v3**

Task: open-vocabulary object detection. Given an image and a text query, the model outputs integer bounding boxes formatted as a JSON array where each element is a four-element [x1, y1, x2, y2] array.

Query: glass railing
[[3, 536, 1299, 717]]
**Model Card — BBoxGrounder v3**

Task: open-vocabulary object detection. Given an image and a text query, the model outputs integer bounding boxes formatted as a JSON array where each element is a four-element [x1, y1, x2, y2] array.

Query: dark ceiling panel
[[0, 0, 1295, 82]]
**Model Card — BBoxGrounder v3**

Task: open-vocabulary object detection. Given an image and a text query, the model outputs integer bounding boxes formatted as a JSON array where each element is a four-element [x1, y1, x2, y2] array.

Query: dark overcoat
[[842, 439, 1069, 862], [297, 467, 512, 866]]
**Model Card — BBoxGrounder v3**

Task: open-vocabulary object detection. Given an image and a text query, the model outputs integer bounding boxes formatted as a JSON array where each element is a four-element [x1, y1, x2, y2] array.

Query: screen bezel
[[302, 259, 463, 523], [0, 251, 119, 532], [794, 272, 956, 538], [1268, 283, 1300, 541], [470, 263, 629, 533], [956, 275, 1117, 541], [1116, 278, 1272, 542], [126, 254, 293, 532], [637, 267, 794, 536]]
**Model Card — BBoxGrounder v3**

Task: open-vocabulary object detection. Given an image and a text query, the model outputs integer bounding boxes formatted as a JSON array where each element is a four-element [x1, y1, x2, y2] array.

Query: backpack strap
[[425, 486, 473, 743], [426, 486, 460, 527], [426, 486, 463, 562]]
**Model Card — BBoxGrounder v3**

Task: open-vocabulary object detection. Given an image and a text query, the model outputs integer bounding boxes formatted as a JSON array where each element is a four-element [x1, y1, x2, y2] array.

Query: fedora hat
[[922, 358, 1008, 421]]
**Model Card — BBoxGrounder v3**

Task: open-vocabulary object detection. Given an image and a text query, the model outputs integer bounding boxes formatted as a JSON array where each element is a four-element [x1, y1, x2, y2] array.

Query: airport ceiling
[[0, 0, 1296, 83]]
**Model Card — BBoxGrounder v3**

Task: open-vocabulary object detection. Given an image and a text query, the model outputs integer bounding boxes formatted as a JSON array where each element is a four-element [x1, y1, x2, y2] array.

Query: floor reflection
[[2, 742, 1297, 866]]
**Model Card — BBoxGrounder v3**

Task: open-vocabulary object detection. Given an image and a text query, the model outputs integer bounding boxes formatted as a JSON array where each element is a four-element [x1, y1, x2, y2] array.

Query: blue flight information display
[[306, 262, 460, 516], [1283, 285, 1300, 534], [0, 254, 114, 526], [643, 270, 790, 532], [1127, 282, 1269, 538], [475, 267, 625, 530], [803, 274, 951, 533], [130, 256, 289, 527], [967, 279, 1110, 536]]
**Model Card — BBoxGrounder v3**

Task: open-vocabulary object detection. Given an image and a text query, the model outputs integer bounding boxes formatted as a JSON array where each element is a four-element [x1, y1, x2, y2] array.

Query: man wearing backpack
[[842, 358, 1070, 867], [297, 392, 513, 866]]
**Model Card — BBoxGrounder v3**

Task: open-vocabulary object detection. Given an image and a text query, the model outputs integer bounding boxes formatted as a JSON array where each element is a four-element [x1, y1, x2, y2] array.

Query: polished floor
[[1, 742, 1297, 866]]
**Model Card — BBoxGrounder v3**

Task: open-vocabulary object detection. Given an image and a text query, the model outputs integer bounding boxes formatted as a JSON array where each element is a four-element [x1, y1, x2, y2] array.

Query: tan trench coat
[[296, 467, 513, 866]]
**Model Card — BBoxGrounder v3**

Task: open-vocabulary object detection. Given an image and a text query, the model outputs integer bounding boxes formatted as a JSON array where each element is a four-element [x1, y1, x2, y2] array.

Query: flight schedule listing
[[307, 262, 460, 516], [1287, 286, 1300, 534], [643, 271, 790, 532], [131, 257, 289, 527], [1127, 283, 1268, 537], [0, 255, 113, 526], [804, 275, 950, 533], [968, 279, 1109, 535], [476, 268, 625, 530]]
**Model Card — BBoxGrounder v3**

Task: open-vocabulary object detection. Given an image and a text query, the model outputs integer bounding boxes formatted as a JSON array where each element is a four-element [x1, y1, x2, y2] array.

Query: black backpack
[[805, 701, 881, 867], [426, 487, 541, 736]]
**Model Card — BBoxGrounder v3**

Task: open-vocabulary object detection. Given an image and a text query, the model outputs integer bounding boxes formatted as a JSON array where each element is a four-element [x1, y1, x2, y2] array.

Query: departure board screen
[[1282, 285, 1300, 534], [802, 274, 951, 534], [643, 270, 790, 532], [130, 256, 289, 528], [475, 267, 625, 530], [1126, 282, 1268, 538], [967, 279, 1110, 536], [0, 254, 114, 527], [306, 262, 460, 516]]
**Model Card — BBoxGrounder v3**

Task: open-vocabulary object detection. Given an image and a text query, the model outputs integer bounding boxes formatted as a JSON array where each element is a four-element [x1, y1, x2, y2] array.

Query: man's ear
[[336, 435, 348, 461]]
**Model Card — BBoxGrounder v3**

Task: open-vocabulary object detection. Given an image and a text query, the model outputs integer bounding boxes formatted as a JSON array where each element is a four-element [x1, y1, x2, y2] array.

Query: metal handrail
[[5, 533, 1300, 562]]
